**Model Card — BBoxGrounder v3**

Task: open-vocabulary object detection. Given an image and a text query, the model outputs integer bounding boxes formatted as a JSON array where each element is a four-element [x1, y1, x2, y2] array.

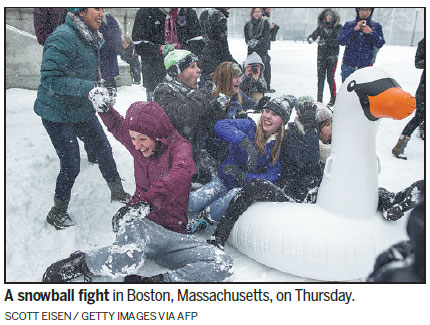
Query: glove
[[215, 93, 230, 110], [204, 80, 217, 93], [307, 37, 313, 44], [112, 201, 152, 233], [298, 102, 318, 133], [238, 137, 258, 171], [256, 96, 271, 112], [372, 241, 413, 272], [247, 39, 258, 48], [223, 164, 246, 187], [88, 86, 115, 113], [161, 43, 176, 56]]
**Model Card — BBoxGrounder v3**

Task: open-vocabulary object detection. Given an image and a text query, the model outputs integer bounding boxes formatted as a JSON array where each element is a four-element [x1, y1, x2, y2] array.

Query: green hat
[[296, 96, 315, 114], [164, 49, 198, 76]]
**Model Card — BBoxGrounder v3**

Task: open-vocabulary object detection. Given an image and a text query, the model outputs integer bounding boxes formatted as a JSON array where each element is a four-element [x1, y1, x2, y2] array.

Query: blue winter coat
[[226, 90, 257, 119], [215, 118, 282, 190], [99, 14, 122, 81], [34, 14, 102, 123], [338, 8, 385, 68]]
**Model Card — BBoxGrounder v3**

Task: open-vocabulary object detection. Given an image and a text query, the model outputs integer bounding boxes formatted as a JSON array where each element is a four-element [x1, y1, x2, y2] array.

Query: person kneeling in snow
[[42, 92, 233, 283]]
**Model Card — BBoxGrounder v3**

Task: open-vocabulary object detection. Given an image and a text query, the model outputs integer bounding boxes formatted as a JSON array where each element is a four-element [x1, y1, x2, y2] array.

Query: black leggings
[[317, 55, 338, 102]]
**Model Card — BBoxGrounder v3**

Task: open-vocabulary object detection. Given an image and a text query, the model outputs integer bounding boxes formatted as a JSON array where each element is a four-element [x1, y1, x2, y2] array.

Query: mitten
[[223, 164, 246, 187], [247, 39, 258, 48], [88, 86, 115, 113], [298, 102, 318, 133], [239, 137, 258, 171]]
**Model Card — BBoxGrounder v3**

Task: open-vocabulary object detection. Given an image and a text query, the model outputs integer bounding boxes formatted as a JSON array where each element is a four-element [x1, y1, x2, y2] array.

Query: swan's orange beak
[[369, 88, 416, 120]]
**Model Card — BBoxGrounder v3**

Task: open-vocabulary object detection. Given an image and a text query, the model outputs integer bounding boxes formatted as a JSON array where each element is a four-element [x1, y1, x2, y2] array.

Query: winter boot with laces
[[392, 134, 410, 160], [124, 273, 164, 283], [108, 177, 131, 203], [43, 251, 92, 282], [46, 198, 74, 230]]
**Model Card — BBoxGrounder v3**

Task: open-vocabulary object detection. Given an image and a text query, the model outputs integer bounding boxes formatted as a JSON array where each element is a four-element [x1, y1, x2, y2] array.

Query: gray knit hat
[[314, 101, 333, 123], [263, 95, 296, 123]]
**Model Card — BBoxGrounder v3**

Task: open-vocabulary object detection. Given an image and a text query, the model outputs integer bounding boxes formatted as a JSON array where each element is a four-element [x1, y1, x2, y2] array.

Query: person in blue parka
[[338, 8, 385, 82], [34, 8, 129, 230]]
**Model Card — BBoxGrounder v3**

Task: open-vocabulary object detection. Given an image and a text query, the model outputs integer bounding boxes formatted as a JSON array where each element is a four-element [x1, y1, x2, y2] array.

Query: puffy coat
[[415, 38, 424, 111], [199, 8, 236, 75], [240, 52, 268, 96], [34, 14, 100, 123], [308, 8, 342, 58], [338, 8, 385, 68], [215, 118, 282, 190], [280, 119, 322, 202], [153, 76, 223, 164], [99, 13, 122, 81], [132, 8, 202, 90], [99, 102, 196, 234], [33, 8, 66, 45]]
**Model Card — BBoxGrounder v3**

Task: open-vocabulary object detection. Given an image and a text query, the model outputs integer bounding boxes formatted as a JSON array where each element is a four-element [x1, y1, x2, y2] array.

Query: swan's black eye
[[347, 80, 356, 92]]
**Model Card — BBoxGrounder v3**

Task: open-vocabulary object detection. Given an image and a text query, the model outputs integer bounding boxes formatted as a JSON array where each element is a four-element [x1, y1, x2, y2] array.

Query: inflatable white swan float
[[229, 67, 416, 281]]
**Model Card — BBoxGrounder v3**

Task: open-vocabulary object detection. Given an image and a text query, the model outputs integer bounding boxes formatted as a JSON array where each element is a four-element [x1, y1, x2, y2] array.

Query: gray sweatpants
[[85, 216, 233, 282]]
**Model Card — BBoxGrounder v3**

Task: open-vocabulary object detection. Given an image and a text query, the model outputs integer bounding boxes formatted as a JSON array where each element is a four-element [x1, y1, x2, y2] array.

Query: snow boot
[[392, 134, 410, 160], [108, 177, 131, 203], [43, 251, 92, 282], [124, 273, 164, 283], [327, 97, 336, 107], [46, 198, 74, 230], [207, 236, 225, 250]]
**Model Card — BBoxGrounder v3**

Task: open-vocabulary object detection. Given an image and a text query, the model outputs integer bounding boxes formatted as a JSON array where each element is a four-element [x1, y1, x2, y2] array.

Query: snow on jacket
[[99, 13, 122, 81], [34, 13, 102, 123], [279, 118, 322, 202], [338, 8, 385, 68], [153, 75, 224, 164], [244, 16, 271, 57], [199, 8, 236, 75], [308, 8, 342, 58], [132, 8, 202, 90], [33, 8, 66, 46], [215, 118, 282, 190], [99, 102, 196, 234]]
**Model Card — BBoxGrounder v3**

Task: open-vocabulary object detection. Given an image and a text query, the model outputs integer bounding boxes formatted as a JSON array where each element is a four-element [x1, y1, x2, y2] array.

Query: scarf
[[247, 17, 265, 40], [68, 12, 102, 50], [319, 140, 331, 163], [164, 8, 181, 48], [164, 74, 196, 97]]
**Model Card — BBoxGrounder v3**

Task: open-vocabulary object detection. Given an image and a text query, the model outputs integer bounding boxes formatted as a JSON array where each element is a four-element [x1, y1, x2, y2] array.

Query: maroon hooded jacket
[[99, 101, 196, 234]]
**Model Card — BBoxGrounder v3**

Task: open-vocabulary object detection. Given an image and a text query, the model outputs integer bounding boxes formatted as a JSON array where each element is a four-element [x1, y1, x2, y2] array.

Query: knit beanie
[[68, 8, 86, 14], [263, 95, 296, 124], [314, 102, 333, 123], [295, 95, 315, 115], [164, 49, 198, 76]]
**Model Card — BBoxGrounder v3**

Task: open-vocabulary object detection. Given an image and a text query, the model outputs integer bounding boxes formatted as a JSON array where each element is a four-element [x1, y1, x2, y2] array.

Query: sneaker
[[43, 251, 92, 282], [327, 97, 336, 107], [187, 215, 214, 234], [47, 208, 74, 230]]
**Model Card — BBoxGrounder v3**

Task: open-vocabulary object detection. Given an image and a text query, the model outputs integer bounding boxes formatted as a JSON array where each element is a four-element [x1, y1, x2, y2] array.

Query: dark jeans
[[317, 55, 338, 101], [261, 53, 271, 89], [42, 114, 120, 201]]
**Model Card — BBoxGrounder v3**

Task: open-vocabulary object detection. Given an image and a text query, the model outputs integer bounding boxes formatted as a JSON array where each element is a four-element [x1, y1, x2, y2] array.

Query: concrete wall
[[5, 8, 133, 90]]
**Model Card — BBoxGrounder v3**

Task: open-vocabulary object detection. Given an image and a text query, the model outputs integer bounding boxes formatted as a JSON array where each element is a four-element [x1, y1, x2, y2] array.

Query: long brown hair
[[211, 62, 242, 102], [254, 117, 285, 165]]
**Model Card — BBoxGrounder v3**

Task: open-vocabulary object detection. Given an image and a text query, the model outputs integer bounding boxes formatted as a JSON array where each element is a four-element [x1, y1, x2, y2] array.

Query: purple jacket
[[33, 8, 66, 45], [99, 14, 122, 80], [99, 102, 196, 234]]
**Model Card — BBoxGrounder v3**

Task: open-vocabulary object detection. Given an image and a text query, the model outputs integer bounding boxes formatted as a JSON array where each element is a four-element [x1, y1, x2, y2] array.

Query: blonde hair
[[211, 61, 243, 103], [254, 117, 285, 165]]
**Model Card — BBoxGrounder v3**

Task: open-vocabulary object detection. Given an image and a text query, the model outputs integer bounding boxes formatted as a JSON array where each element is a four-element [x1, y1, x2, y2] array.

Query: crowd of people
[[32, 8, 424, 283]]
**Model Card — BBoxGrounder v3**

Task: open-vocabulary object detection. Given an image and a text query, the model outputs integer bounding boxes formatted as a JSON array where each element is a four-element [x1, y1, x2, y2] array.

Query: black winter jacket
[[308, 9, 342, 58], [132, 8, 202, 90]]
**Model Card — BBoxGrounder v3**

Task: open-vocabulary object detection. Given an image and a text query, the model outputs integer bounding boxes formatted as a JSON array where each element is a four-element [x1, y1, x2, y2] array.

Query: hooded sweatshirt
[[99, 102, 196, 234]]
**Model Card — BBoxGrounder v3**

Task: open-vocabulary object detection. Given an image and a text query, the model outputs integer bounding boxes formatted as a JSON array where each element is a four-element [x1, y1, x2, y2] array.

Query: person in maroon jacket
[[33, 8, 67, 45], [42, 96, 233, 283]]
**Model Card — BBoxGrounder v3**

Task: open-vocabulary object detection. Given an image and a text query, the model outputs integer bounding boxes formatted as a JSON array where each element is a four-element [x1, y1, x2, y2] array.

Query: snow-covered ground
[[5, 38, 424, 282]]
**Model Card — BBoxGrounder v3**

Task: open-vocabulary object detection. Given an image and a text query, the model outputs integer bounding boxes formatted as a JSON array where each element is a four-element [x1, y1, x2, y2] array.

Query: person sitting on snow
[[42, 93, 233, 283], [210, 98, 424, 249], [187, 95, 295, 234], [240, 52, 268, 102], [153, 49, 228, 184]]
